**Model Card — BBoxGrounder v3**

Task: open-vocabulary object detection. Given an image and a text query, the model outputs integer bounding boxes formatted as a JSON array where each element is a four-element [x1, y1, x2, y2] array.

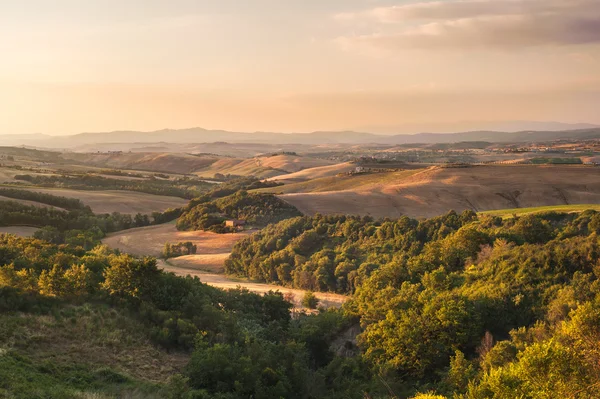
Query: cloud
[[336, 0, 600, 49]]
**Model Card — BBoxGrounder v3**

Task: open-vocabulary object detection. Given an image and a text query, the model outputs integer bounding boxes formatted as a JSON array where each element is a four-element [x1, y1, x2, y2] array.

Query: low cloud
[[336, 0, 600, 49]]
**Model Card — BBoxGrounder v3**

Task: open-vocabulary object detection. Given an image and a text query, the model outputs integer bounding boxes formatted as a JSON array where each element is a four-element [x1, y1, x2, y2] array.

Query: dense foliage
[[151, 177, 283, 225], [0, 200, 151, 248], [177, 191, 302, 232], [0, 235, 373, 398], [226, 210, 600, 397], [2, 209, 600, 398], [226, 211, 481, 293]]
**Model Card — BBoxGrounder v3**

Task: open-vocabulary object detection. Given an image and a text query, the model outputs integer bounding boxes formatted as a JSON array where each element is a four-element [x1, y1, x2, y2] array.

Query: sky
[[1, 0, 600, 135]]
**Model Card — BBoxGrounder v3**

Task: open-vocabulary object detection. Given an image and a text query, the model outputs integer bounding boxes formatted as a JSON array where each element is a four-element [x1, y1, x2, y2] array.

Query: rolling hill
[[193, 154, 336, 179], [274, 165, 600, 219], [268, 162, 358, 183]]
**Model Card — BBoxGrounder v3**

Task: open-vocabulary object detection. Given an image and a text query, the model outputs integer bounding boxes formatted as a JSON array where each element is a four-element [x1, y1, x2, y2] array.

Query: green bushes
[[163, 242, 197, 259], [176, 191, 302, 232]]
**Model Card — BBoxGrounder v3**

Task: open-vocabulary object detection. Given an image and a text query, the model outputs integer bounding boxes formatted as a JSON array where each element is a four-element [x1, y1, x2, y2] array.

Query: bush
[[302, 291, 319, 309]]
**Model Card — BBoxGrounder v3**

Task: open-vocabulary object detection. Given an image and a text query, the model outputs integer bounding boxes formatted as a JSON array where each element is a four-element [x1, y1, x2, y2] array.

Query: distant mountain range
[[1, 124, 600, 149]]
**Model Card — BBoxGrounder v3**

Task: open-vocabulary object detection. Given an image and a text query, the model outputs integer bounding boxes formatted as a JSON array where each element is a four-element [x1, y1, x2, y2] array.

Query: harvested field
[[277, 165, 600, 219], [20, 188, 187, 215], [167, 254, 231, 273], [61, 152, 219, 175], [269, 162, 357, 183], [102, 223, 252, 258], [261, 169, 425, 194], [0, 226, 39, 237], [195, 154, 335, 179]]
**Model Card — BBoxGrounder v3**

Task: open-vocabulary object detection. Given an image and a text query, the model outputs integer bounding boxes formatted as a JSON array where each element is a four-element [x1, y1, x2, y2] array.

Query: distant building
[[225, 219, 246, 229]]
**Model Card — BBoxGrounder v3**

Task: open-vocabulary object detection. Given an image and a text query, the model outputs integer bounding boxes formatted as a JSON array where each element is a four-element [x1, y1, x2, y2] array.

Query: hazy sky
[[1, 0, 600, 135]]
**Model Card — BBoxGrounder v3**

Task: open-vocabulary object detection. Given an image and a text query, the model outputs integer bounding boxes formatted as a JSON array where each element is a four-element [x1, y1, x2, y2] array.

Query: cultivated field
[[276, 165, 600, 219], [0, 226, 39, 237], [20, 188, 188, 215]]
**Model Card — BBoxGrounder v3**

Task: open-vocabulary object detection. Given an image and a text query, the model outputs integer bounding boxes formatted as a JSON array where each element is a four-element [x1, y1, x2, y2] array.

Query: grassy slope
[[259, 169, 425, 194], [267, 165, 600, 219], [0, 304, 187, 398], [194, 155, 335, 179], [480, 204, 600, 218], [15, 187, 188, 215], [61, 152, 220, 175], [268, 162, 358, 183]]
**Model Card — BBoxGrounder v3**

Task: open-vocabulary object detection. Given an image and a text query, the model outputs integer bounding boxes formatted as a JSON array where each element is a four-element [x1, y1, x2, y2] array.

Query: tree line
[[0, 187, 90, 211]]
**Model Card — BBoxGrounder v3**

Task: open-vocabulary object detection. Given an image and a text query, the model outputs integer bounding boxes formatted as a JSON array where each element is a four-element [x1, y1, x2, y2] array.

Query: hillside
[[194, 154, 335, 179], [61, 152, 220, 175], [20, 188, 188, 215], [275, 165, 600, 219], [268, 162, 357, 183]]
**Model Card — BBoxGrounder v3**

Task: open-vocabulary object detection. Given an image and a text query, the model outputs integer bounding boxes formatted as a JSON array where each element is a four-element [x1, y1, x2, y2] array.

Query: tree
[[102, 255, 160, 299], [302, 291, 319, 309], [64, 264, 92, 296], [38, 264, 67, 296]]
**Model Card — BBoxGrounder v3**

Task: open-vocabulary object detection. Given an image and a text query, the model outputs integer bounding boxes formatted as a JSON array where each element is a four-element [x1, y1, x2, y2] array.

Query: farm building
[[225, 219, 246, 229]]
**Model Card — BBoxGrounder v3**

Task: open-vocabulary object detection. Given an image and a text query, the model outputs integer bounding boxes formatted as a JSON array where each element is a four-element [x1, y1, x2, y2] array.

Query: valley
[[1, 131, 600, 399]]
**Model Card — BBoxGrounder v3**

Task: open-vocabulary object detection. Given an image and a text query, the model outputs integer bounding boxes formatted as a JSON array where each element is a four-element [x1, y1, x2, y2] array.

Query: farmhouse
[[225, 219, 246, 229]]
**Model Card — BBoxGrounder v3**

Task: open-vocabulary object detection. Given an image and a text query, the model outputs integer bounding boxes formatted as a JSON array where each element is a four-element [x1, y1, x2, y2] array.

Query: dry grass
[[102, 223, 252, 258], [0, 226, 39, 237], [167, 254, 231, 273], [61, 152, 219, 175], [0, 307, 188, 384], [262, 168, 426, 194], [268, 162, 357, 183], [277, 165, 600, 219], [481, 204, 600, 218], [19, 187, 188, 215], [103, 224, 348, 309], [160, 261, 348, 309], [195, 154, 335, 179]]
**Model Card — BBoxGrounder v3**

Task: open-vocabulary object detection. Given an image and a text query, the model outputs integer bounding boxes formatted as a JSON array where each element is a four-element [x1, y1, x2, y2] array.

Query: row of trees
[[0, 200, 154, 248], [0, 187, 89, 211], [162, 241, 197, 259]]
